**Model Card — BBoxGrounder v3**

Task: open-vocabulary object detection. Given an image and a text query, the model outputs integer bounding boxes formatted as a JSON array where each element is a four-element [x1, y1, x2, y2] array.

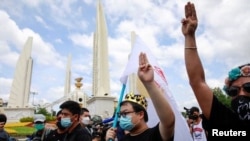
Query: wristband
[[185, 47, 197, 49]]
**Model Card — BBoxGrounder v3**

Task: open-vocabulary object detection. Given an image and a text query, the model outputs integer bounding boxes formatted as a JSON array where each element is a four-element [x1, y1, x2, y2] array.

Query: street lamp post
[[30, 91, 38, 106]]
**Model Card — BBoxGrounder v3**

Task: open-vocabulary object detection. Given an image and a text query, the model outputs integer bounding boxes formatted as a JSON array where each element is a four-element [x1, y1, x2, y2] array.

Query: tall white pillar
[[88, 0, 115, 118], [5, 37, 35, 122], [92, 0, 110, 97], [8, 37, 33, 108], [64, 54, 71, 97]]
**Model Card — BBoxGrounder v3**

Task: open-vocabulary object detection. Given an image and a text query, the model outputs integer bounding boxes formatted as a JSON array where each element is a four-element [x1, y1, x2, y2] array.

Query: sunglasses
[[227, 82, 250, 97]]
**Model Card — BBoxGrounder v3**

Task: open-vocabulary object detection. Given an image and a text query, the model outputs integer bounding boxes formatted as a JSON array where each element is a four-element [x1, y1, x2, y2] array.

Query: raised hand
[[181, 2, 198, 36], [138, 52, 154, 83]]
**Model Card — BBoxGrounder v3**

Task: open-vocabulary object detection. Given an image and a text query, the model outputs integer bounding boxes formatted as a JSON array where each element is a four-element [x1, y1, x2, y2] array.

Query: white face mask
[[82, 117, 90, 125]]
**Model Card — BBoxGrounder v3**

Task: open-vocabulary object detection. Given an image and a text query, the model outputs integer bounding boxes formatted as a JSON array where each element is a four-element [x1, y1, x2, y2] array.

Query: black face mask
[[56, 121, 66, 130], [231, 95, 250, 121]]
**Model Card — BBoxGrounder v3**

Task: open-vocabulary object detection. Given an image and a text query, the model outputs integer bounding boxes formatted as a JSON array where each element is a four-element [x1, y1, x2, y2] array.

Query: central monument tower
[[92, 0, 110, 97], [87, 0, 115, 118]]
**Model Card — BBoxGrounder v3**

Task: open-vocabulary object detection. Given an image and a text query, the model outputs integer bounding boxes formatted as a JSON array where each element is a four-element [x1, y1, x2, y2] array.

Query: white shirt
[[191, 119, 207, 141]]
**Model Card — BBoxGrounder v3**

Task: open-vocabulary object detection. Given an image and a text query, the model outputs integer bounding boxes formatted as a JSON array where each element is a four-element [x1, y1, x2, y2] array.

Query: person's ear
[[137, 111, 144, 120], [73, 114, 79, 121]]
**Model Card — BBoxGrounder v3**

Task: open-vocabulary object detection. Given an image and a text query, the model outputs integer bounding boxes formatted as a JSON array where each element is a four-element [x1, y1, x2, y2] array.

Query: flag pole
[[112, 84, 126, 128], [109, 84, 126, 141]]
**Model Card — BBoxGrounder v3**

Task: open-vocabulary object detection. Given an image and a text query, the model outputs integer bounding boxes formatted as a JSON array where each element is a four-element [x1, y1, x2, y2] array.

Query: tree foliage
[[212, 87, 231, 109], [36, 107, 51, 116]]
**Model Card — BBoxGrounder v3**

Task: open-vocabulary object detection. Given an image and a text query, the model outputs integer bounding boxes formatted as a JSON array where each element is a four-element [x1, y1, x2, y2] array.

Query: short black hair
[[81, 107, 89, 115], [60, 100, 81, 116], [120, 101, 148, 122], [56, 110, 62, 117], [0, 113, 7, 123], [190, 106, 199, 115]]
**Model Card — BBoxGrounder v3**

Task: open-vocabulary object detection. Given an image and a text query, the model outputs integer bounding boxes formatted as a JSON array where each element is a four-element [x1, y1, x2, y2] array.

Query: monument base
[[4, 107, 35, 123], [87, 96, 116, 119], [0, 107, 4, 113]]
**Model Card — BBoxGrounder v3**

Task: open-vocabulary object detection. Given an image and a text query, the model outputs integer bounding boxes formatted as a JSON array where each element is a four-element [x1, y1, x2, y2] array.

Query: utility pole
[[30, 91, 38, 106]]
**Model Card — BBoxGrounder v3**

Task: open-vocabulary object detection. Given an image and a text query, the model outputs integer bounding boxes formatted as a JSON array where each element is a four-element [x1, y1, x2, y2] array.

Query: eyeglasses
[[118, 111, 136, 117], [227, 82, 250, 97]]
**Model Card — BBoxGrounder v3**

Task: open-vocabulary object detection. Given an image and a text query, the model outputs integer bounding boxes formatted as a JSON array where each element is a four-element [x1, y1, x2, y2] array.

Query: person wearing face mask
[[44, 110, 67, 141], [106, 53, 175, 141], [59, 100, 91, 141], [182, 2, 250, 140], [29, 114, 51, 141], [80, 108, 93, 137], [187, 107, 207, 141]]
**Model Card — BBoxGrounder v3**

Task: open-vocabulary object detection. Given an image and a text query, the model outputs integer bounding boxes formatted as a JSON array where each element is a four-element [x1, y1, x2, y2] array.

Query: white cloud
[[69, 33, 94, 49], [35, 15, 51, 29]]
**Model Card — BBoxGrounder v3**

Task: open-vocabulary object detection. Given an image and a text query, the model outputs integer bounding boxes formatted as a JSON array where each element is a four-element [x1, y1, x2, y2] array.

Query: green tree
[[35, 107, 56, 121], [36, 107, 51, 116], [212, 87, 231, 109], [181, 111, 188, 119]]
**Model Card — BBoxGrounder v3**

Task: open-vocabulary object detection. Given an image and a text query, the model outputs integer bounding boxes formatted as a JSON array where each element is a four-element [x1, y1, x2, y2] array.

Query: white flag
[[120, 34, 193, 141]]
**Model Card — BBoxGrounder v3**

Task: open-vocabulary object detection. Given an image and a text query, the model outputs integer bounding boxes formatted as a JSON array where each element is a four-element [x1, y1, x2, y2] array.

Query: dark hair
[[190, 106, 199, 115], [56, 110, 62, 117], [0, 113, 7, 123], [120, 101, 148, 122], [60, 100, 81, 116], [238, 63, 250, 69], [81, 107, 89, 115]]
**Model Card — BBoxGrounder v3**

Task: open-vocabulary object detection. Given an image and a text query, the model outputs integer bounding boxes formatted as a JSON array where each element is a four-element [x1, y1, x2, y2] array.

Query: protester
[[81, 108, 91, 119], [29, 114, 50, 141], [44, 110, 67, 141], [182, 2, 250, 140], [0, 113, 11, 141], [187, 107, 207, 141], [80, 108, 93, 136], [105, 52, 175, 141], [59, 100, 91, 141]]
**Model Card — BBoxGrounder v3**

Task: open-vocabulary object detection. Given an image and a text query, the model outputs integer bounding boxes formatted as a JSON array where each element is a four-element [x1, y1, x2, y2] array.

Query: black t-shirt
[[202, 95, 250, 140], [120, 124, 174, 141], [63, 123, 92, 141], [30, 130, 44, 141], [44, 129, 66, 141], [0, 129, 10, 141]]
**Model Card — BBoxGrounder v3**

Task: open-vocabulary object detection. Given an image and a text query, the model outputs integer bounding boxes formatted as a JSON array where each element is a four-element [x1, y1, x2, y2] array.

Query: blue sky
[[0, 0, 249, 113]]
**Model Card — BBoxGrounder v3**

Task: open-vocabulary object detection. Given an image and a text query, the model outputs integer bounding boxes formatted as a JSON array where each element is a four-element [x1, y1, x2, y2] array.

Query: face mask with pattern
[[231, 95, 250, 121]]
